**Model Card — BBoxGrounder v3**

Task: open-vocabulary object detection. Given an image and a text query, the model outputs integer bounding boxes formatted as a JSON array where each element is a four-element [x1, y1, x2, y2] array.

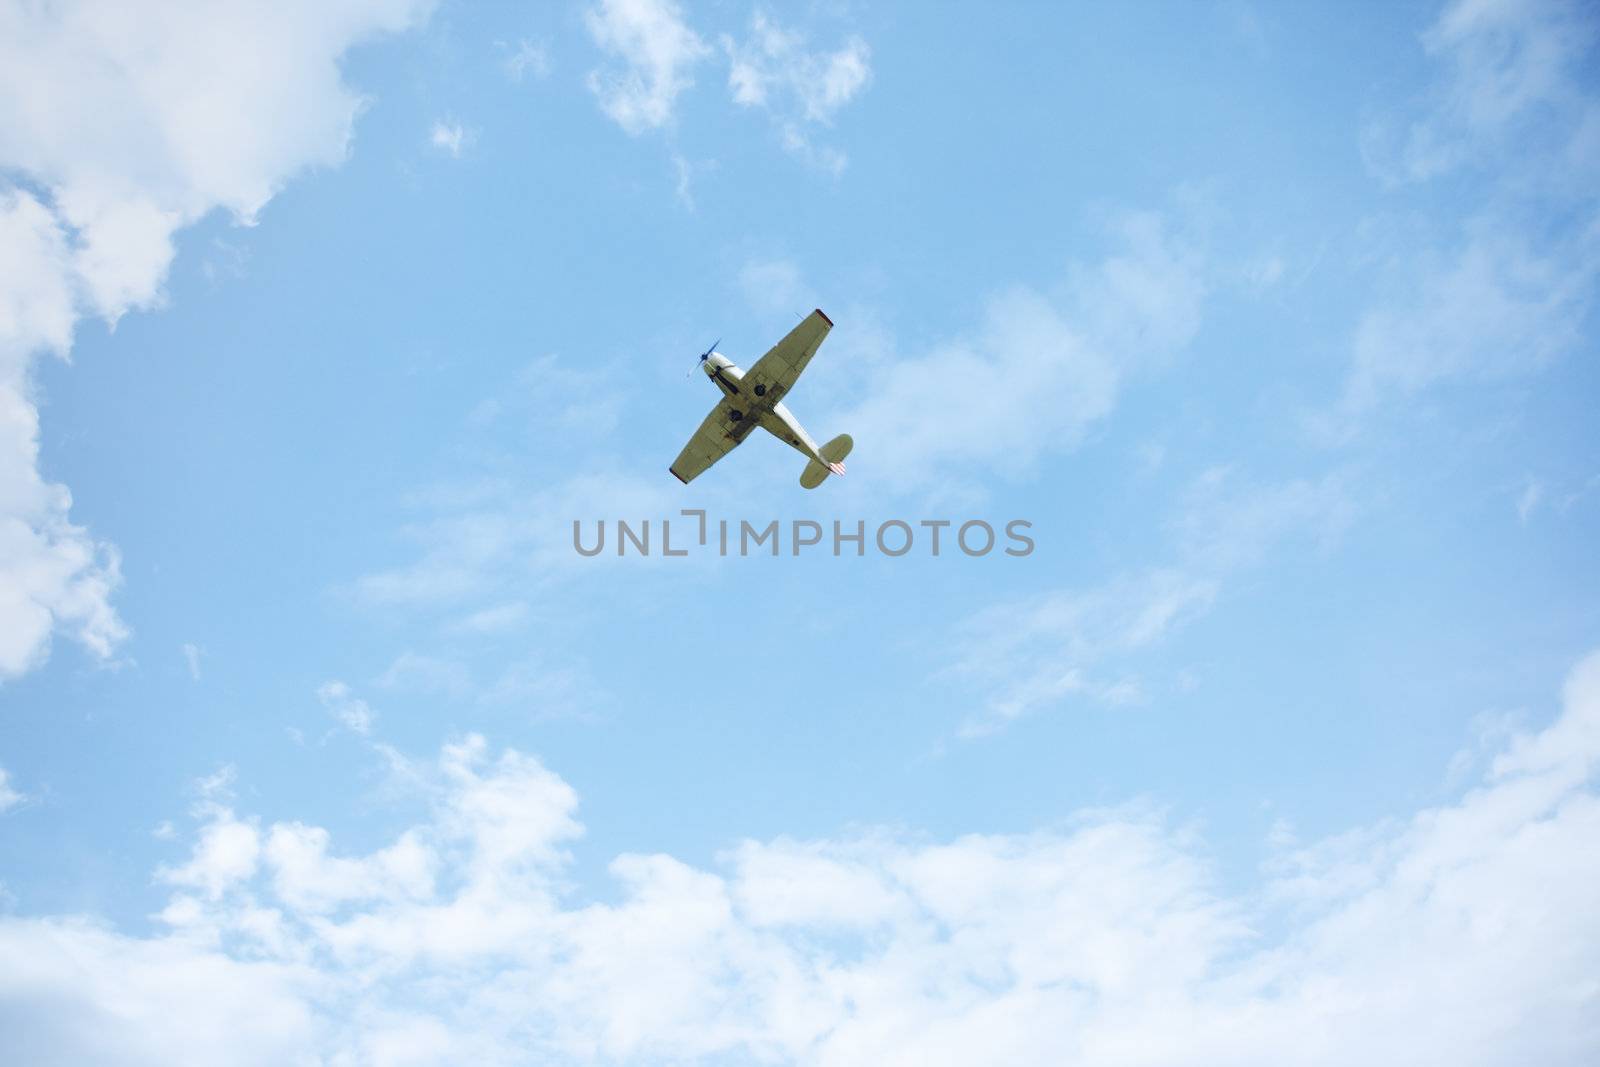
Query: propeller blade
[[690, 338, 720, 377], [688, 342, 720, 379]]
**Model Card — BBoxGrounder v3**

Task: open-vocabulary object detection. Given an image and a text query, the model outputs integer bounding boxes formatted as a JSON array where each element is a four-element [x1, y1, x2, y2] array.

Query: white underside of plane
[[669, 309, 853, 489]]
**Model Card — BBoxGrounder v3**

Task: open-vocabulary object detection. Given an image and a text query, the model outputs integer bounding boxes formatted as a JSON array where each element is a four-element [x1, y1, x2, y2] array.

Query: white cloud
[[1363, 0, 1600, 189], [351, 467, 678, 613], [370, 651, 595, 718], [1558, 473, 1600, 515], [319, 679, 377, 735], [0, 0, 433, 682], [725, 14, 871, 121], [265, 822, 435, 914], [1516, 478, 1544, 523], [157, 768, 259, 901], [953, 467, 1355, 732], [429, 120, 471, 157], [1171, 466, 1357, 572], [376, 651, 473, 697], [1345, 0, 1600, 413], [501, 38, 550, 83], [581, 6, 871, 167], [180, 642, 202, 681], [447, 601, 530, 635], [0, 186, 128, 678], [0, 918, 318, 1065], [952, 570, 1218, 735], [3, 654, 1600, 1062], [671, 151, 695, 209], [1345, 223, 1599, 410], [466, 354, 624, 446], [0, 766, 23, 813], [739, 256, 813, 317], [722, 12, 871, 171], [584, 0, 710, 134], [839, 211, 1207, 493], [159, 811, 261, 901]]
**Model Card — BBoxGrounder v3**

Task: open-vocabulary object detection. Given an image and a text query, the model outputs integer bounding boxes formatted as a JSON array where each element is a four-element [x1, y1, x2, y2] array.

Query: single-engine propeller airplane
[[669, 308, 853, 489]]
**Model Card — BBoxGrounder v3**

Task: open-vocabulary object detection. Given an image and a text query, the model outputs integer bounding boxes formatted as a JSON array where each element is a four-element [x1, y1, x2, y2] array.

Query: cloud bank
[[0, 0, 433, 680], [3, 649, 1598, 1064]]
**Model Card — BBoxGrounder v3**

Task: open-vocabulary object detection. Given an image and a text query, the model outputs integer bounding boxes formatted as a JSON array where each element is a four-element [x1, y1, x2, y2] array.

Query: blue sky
[[1, 1, 1598, 1063]]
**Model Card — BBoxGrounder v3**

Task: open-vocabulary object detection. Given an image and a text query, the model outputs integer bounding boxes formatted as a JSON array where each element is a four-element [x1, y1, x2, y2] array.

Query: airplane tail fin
[[800, 433, 853, 489]]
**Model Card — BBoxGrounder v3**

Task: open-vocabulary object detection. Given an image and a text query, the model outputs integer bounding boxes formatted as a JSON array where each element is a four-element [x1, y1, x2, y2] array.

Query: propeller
[[688, 337, 720, 377]]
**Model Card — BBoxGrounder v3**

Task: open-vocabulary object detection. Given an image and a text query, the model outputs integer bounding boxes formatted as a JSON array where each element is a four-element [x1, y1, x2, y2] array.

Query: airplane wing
[[740, 309, 833, 404], [669, 398, 759, 484]]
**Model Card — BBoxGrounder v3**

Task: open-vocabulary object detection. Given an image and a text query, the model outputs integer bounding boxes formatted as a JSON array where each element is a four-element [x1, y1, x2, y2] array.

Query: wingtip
[[669, 467, 688, 484], [815, 308, 833, 326]]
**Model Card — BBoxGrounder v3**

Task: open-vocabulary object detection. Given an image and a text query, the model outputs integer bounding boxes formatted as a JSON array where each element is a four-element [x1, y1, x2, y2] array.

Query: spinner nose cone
[[703, 352, 730, 371]]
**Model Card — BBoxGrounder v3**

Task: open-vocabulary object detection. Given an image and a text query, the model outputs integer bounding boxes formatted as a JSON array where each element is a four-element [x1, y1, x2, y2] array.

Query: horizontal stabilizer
[[800, 433, 853, 489]]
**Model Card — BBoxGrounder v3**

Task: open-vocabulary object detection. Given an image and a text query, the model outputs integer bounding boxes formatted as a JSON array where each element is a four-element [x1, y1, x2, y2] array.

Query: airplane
[[669, 308, 853, 489]]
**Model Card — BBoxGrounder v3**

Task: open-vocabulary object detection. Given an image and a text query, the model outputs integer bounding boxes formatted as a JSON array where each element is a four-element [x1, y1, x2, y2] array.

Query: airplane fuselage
[[700, 353, 823, 464]]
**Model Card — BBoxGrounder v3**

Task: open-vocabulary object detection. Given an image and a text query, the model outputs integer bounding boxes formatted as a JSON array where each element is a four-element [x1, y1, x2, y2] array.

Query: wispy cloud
[[1515, 472, 1600, 522], [181, 642, 202, 681], [670, 152, 695, 208], [1340, 0, 1600, 418], [836, 210, 1208, 494], [317, 680, 376, 736], [346, 350, 674, 620], [1171, 465, 1357, 572], [584, 0, 710, 134], [372, 651, 598, 719], [352, 468, 678, 614], [1516, 478, 1544, 523], [499, 38, 549, 83], [1362, 0, 1600, 190], [0, 767, 23, 814], [581, 4, 872, 172], [721, 12, 871, 172], [953, 570, 1218, 736], [1344, 223, 1599, 411], [953, 467, 1356, 733], [429, 120, 472, 158], [737, 256, 813, 317]]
